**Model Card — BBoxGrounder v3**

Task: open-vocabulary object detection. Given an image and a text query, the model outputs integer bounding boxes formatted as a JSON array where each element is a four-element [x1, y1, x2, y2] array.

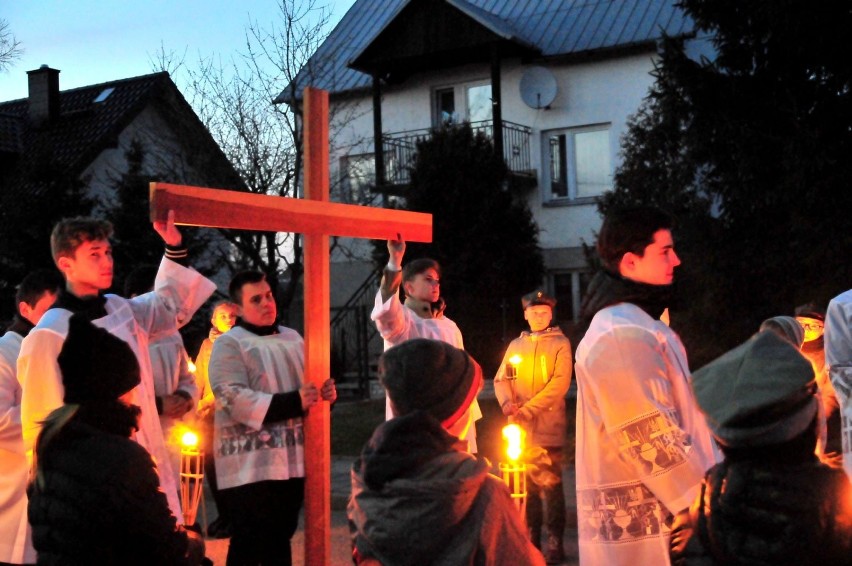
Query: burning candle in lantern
[[499, 423, 527, 518], [503, 423, 525, 461], [506, 354, 522, 379], [178, 426, 205, 526]]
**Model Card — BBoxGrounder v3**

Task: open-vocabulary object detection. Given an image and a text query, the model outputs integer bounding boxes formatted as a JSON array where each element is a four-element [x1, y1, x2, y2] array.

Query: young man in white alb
[[209, 270, 336, 566], [574, 207, 719, 566], [372, 238, 481, 452], [0, 269, 62, 565], [17, 213, 215, 523]]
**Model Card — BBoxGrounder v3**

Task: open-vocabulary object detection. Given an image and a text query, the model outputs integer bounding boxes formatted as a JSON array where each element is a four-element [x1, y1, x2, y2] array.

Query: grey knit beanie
[[758, 316, 804, 348], [692, 331, 816, 447], [379, 339, 482, 428]]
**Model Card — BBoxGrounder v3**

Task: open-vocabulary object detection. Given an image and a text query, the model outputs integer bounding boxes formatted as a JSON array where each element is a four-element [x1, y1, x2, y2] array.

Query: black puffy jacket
[[670, 457, 852, 566], [28, 419, 192, 565]]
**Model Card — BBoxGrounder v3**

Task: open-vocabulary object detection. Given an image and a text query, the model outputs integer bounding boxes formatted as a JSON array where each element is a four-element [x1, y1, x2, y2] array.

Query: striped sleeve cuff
[[164, 244, 189, 266]]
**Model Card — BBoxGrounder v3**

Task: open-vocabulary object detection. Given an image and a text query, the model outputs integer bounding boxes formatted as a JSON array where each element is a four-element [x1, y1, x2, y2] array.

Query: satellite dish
[[519, 66, 558, 109]]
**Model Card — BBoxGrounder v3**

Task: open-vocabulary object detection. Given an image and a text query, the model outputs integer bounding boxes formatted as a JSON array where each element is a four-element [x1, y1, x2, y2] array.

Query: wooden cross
[[150, 87, 432, 566]]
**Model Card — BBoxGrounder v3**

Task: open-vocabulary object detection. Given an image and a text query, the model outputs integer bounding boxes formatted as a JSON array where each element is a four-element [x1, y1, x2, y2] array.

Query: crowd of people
[[0, 205, 850, 566]]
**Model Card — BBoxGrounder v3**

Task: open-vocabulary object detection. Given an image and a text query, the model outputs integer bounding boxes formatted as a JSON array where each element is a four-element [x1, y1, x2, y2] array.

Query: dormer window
[[93, 88, 114, 103]]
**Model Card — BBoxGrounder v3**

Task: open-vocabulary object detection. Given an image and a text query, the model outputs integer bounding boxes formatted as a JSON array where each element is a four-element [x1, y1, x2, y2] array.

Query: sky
[[0, 0, 357, 101]]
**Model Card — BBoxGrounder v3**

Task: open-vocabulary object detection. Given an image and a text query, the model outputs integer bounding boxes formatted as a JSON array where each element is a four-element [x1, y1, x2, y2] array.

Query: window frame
[[541, 124, 612, 206], [431, 79, 492, 127]]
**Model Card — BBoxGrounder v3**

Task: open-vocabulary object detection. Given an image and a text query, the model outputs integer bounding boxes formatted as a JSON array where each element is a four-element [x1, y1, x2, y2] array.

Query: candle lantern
[[499, 423, 527, 520], [505, 355, 522, 418], [179, 428, 205, 526], [506, 354, 522, 380]]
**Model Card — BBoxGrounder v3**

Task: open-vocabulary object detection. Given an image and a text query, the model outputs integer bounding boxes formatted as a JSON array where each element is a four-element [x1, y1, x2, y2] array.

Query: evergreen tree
[[106, 140, 221, 350], [390, 124, 545, 374], [0, 144, 93, 325], [604, 0, 852, 365]]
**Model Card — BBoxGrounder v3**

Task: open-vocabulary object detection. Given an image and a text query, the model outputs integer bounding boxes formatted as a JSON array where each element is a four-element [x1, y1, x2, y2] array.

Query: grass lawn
[[330, 398, 386, 456]]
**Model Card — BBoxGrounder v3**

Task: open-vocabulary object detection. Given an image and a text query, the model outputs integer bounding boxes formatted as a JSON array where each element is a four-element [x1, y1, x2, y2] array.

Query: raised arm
[[379, 239, 405, 303]]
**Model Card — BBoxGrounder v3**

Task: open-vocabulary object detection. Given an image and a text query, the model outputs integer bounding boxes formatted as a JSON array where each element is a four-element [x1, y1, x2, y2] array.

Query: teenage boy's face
[[524, 305, 553, 332], [238, 280, 277, 327], [404, 268, 440, 303], [621, 229, 681, 286], [59, 239, 114, 294], [796, 316, 824, 343], [212, 305, 237, 333]]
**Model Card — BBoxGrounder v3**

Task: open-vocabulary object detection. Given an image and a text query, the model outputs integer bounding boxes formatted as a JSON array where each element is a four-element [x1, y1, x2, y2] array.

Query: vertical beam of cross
[[302, 87, 331, 566]]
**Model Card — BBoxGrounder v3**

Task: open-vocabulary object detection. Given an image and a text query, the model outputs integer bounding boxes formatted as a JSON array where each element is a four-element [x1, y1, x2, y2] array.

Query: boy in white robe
[[125, 265, 197, 486], [371, 238, 481, 452], [209, 270, 336, 566], [17, 213, 215, 523], [574, 207, 719, 566], [0, 269, 62, 565]]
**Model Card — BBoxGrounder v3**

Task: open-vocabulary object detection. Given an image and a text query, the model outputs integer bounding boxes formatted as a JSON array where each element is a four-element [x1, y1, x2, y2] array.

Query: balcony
[[379, 120, 534, 191]]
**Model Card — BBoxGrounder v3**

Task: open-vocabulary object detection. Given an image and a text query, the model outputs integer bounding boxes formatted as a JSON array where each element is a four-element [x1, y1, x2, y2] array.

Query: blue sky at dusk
[[1, 0, 356, 101]]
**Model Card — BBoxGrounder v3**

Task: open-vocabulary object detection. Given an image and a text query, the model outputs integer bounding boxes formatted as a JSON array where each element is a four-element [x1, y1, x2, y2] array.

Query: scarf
[[235, 317, 279, 336], [52, 290, 108, 321], [580, 269, 672, 322]]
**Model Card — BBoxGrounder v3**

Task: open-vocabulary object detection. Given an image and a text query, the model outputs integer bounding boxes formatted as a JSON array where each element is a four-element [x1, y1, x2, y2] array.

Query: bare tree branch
[[0, 19, 23, 72]]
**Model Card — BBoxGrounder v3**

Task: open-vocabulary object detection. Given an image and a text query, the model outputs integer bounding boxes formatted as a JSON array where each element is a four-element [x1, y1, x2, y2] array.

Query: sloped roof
[[0, 72, 174, 190], [0, 71, 242, 199], [279, 0, 692, 102]]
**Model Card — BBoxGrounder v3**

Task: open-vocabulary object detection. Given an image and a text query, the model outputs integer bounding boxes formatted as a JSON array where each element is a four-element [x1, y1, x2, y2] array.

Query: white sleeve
[[371, 289, 414, 345], [827, 292, 852, 370], [17, 329, 66, 454], [0, 344, 23, 452], [129, 257, 216, 342]]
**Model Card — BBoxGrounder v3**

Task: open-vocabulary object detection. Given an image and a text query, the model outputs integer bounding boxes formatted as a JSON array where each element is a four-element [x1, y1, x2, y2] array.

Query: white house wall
[[328, 51, 659, 269]]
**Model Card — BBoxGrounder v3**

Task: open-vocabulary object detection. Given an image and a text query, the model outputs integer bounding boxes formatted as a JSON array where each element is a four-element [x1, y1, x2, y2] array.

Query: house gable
[[279, 0, 694, 102], [350, 0, 537, 79]]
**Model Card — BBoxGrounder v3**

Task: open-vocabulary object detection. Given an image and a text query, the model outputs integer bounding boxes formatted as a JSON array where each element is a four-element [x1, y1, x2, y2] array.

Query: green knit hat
[[691, 330, 816, 447]]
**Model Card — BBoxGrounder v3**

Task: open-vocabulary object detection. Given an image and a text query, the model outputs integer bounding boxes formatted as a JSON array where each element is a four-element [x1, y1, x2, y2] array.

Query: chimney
[[27, 65, 61, 126]]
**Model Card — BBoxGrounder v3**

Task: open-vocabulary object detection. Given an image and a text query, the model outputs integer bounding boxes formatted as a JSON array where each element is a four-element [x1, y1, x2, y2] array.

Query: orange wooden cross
[[150, 87, 432, 566]]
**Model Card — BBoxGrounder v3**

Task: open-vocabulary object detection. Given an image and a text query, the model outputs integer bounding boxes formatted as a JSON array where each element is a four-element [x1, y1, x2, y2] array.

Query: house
[[0, 66, 241, 337], [282, 0, 711, 325]]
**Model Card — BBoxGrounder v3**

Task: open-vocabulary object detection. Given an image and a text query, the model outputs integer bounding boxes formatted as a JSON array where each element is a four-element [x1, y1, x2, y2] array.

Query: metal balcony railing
[[381, 120, 532, 186], [330, 270, 382, 398]]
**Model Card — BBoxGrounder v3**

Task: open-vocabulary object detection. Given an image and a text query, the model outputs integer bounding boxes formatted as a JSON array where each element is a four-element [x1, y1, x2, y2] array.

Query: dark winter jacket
[[28, 415, 195, 565], [348, 411, 544, 566], [670, 456, 852, 566]]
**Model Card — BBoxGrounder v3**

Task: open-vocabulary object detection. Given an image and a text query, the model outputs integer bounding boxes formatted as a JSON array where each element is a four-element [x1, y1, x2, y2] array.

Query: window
[[435, 88, 457, 125], [545, 126, 611, 203], [339, 153, 375, 203], [552, 270, 592, 323], [93, 87, 114, 103], [432, 80, 491, 127], [465, 84, 492, 123]]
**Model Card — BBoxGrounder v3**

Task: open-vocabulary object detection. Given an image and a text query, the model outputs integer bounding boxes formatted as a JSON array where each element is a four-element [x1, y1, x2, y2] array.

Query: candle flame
[[180, 430, 199, 448], [187, 359, 197, 373], [508, 354, 522, 367], [503, 423, 525, 462]]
